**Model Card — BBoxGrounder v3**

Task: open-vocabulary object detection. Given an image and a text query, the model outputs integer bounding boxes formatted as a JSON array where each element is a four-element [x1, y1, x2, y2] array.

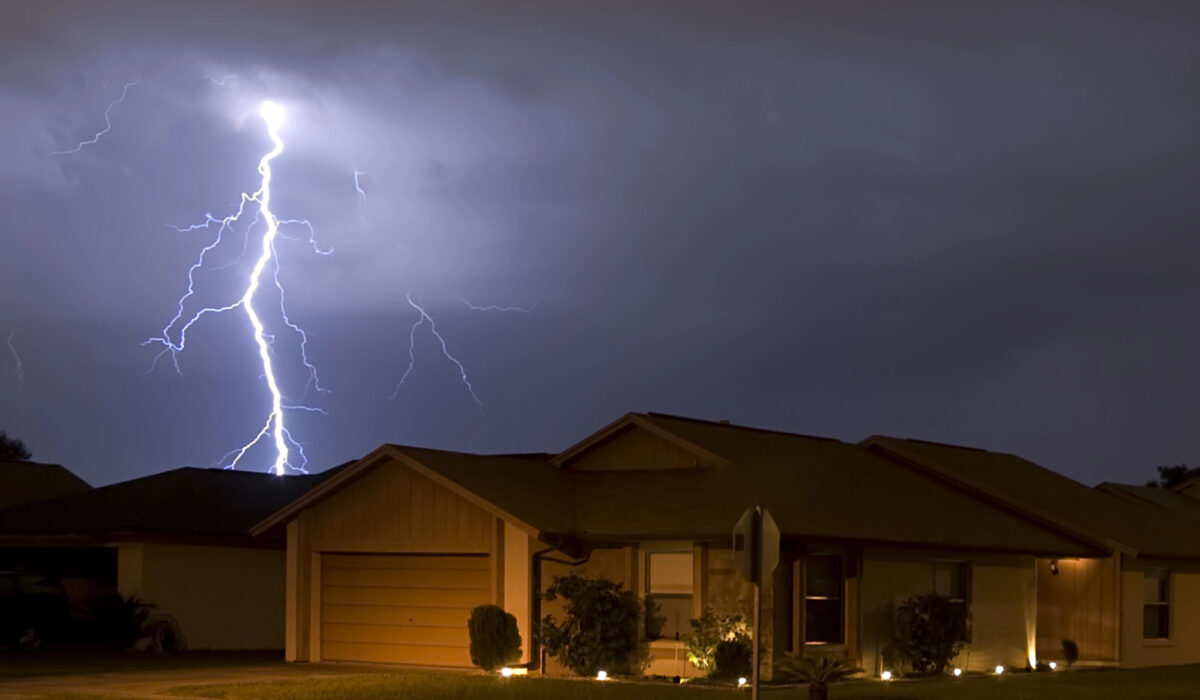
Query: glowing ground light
[[953, 667, 962, 677], [737, 677, 747, 687], [880, 671, 892, 681], [994, 665, 1005, 675], [596, 670, 608, 681], [1049, 662, 1057, 670]]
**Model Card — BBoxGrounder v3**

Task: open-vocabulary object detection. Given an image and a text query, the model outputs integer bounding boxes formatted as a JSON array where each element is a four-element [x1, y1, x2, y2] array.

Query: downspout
[[529, 543, 592, 674]]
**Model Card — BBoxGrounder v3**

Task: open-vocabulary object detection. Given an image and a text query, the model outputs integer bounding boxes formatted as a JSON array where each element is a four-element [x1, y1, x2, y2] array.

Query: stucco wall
[[860, 548, 1035, 675], [1119, 557, 1200, 668], [119, 542, 285, 650]]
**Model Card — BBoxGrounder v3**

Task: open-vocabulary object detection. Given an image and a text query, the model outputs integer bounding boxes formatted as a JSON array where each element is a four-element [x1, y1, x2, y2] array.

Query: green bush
[[1062, 638, 1080, 667], [777, 655, 858, 700], [539, 574, 645, 677], [889, 592, 968, 674], [90, 593, 155, 649], [713, 638, 752, 679], [682, 608, 750, 673], [467, 605, 522, 671]]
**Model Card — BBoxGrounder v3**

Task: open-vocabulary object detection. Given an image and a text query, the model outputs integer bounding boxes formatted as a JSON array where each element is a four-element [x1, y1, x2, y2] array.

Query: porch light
[[500, 667, 514, 677], [596, 670, 608, 681], [1049, 662, 1057, 670], [880, 671, 892, 681], [953, 668, 962, 677], [737, 677, 747, 687], [994, 665, 1005, 675]]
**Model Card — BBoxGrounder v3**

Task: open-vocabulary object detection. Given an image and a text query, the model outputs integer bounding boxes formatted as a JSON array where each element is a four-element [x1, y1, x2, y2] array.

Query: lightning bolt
[[206, 74, 238, 87], [144, 100, 323, 475], [459, 298, 537, 313], [6, 330, 23, 390], [51, 80, 138, 155], [391, 294, 483, 408]]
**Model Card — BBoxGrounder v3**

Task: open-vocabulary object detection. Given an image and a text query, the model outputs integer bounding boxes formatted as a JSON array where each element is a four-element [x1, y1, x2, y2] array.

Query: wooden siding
[[305, 460, 492, 553], [565, 425, 702, 471], [320, 553, 490, 666], [1035, 557, 1118, 661]]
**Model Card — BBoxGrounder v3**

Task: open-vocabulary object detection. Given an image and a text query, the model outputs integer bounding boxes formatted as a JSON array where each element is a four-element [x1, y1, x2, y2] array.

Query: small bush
[[890, 592, 968, 674], [468, 605, 522, 672], [90, 593, 155, 649], [1062, 638, 1080, 667], [539, 574, 645, 676], [777, 655, 858, 700], [713, 638, 753, 679], [682, 608, 750, 673]]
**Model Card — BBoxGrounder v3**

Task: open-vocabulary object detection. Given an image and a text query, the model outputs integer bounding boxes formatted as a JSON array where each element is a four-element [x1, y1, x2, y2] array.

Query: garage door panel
[[324, 553, 488, 570], [322, 641, 473, 667], [323, 585, 487, 608], [322, 622, 470, 646], [322, 603, 472, 627], [322, 566, 490, 590]]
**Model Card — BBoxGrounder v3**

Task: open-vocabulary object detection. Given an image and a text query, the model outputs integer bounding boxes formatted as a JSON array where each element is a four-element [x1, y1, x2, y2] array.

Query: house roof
[[258, 412, 1102, 558], [865, 437, 1200, 561], [1096, 482, 1200, 526], [0, 465, 344, 546], [0, 459, 92, 511]]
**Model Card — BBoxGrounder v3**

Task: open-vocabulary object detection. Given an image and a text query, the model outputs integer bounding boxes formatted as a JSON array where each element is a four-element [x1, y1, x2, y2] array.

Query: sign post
[[732, 506, 779, 699]]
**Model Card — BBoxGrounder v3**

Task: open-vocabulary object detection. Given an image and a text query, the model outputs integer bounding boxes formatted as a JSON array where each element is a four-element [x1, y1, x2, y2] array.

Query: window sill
[[1142, 639, 1174, 647]]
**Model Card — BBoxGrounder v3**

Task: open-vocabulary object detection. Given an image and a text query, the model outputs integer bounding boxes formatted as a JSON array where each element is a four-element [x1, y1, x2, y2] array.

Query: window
[[804, 554, 843, 644], [933, 561, 970, 641], [1143, 569, 1170, 639], [646, 551, 693, 640]]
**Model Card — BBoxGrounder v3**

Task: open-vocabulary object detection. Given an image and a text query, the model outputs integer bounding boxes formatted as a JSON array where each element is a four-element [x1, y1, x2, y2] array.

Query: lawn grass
[[158, 664, 1200, 700], [0, 649, 282, 680]]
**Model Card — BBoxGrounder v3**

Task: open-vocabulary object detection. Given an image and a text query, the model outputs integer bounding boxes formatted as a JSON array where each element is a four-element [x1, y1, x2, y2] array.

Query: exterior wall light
[[953, 668, 962, 677], [880, 671, 893, 681], [596, 670, 608, 681], [500, 667, 514, 677], [994, 665, 1005, 675]]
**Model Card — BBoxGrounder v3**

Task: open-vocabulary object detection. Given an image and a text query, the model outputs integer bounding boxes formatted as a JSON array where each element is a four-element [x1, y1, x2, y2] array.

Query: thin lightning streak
[[458, 297, 538, 313], [206, 74, 238, 87], [353, 169, 367, 203], [7, 330, 23, 388], [391, 295, 484, 408], [51, 80, 138, 155]]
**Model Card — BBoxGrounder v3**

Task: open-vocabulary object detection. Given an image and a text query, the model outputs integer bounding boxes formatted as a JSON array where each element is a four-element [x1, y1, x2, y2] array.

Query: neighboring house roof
[[0, 465, 345, 546], [257, 413, 1103, 558], [865, 437, 1200, 561], [0, 459, 92, 511], [1096, 482, 1200, 526]]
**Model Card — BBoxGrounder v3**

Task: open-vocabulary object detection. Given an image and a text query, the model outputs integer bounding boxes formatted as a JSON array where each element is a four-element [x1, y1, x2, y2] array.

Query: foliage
[[1062, 638, 1080, 667], [712, 639, 753, 679], [777, 655, 858, 700], [889, 592, 968, 674], [1145, 464, 1200, 489], [539, 574, 645, 677], [468, 605, 522, 672], [681, 608, 750, 673], [90, 593, 155, 649], [0, 430, 31, 460]]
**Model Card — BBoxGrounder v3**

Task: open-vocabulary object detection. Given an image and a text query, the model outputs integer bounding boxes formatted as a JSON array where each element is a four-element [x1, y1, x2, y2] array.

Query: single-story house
[[256, 412, 1199, 676], [0, 465, 341, 649]]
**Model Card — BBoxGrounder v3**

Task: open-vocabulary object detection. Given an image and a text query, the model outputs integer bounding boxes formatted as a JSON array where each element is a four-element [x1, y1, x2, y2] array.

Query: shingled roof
[[0, 459, 92, 511], [0, 465, 345, 546], [1096, 482, 1200, 527]]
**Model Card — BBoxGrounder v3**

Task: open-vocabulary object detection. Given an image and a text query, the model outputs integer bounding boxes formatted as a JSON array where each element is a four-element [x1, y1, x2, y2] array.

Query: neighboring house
[[0, 466, 340, 649], [862, 437, 1200, 669], [0, 459, 91, 510], [258, 412, 1178, 677]]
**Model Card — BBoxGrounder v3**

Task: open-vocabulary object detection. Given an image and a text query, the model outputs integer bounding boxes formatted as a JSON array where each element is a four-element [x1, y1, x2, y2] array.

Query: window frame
[[932, 560, 972, 643], [1143, 568, 1171, 641], [802, 552, 845, 646], [643, 546, 696, 642]]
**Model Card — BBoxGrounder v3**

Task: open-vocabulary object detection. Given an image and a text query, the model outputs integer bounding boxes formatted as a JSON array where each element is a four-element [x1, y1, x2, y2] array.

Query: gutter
[[528, 537, 591, 674]]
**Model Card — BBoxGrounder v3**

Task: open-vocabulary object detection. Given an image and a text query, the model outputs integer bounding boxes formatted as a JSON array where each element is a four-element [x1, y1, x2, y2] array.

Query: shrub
[[1062, 638, 1080, 667], [713, 638, 753, 679], [539, 574, 644, 677], [890, 592, 968, 674], [682, 608, 750, 673], [90, 593, 155, 649], [777, 655, 858, 700], [467, 605, 522, 671]]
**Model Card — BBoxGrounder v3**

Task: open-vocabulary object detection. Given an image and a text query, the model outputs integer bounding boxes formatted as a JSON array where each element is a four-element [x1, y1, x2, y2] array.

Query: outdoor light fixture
[[880, 671, 893, 681], [500, 667, 514, 677], [953, 668, 962, 677], [737, 677, 747, 687], [995, 665, 1005, 675], [1049, 662, 1057, 670], [1049, 559, 1060, 575], [596, 670, 608, 681]]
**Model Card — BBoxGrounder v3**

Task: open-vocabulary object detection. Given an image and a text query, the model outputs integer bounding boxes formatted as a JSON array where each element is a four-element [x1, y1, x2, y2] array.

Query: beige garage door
[[320, 553, 490, 666]]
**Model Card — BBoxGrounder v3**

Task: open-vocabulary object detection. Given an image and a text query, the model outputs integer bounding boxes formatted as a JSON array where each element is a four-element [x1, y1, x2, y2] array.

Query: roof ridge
[[643, 412, 845, 444], [895, 436, 989, 453]]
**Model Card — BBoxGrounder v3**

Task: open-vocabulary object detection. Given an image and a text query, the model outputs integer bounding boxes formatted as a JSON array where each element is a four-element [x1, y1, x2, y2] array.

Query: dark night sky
[[2, 1, 1199, 487]]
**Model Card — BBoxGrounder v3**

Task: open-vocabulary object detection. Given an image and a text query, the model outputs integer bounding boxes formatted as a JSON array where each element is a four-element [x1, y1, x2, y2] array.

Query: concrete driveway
[[0, 660, 405, 699]]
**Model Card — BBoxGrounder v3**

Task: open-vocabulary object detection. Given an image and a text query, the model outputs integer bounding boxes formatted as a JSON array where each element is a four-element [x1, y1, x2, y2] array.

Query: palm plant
[[777, 654, 858, 700]]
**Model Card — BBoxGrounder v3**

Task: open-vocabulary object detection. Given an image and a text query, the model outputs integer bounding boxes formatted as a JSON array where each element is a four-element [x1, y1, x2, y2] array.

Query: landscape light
[[737, 677, 747, 687], [500, 667, 514, 677], [953, 668, 962, 677], [596, 670, 608, 681], [995, 665, 1005, 675], [880, 671, 892, 681], [1049, 662, 1057, 670]]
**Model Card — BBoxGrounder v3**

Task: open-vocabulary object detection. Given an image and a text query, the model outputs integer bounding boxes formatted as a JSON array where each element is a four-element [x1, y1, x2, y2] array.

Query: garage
[[319, 553, 491, 666]]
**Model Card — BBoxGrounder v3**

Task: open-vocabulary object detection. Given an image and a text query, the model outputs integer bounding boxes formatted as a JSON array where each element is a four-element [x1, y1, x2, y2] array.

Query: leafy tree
[[0, 431, 31, 460], [539, 574, 645, 676], [888, 592, 969, 674], [713, 638, 753, 679], [682, 608, 750, 674], [1145, 464, 1200, 489], [467, 604, 522, 671]]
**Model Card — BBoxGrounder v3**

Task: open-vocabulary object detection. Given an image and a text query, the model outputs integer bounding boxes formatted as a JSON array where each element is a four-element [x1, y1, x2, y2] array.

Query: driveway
[[0, 660, 406, 699]]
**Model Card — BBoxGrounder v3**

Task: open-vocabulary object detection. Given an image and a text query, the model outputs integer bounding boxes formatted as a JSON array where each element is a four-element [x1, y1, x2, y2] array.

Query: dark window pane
[[934, 563, 966, 600], [647, 595, 692, 640], [805, 599, 843, 643], [1143, 570, 1168, 604], [1144, 605, 1170, 639], [806, 555, 842, 599]]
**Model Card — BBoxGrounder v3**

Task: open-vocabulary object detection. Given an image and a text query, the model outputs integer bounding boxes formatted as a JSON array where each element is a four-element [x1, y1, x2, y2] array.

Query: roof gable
[[552, 413, 729, 470], [0, 459, 91, 511]]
